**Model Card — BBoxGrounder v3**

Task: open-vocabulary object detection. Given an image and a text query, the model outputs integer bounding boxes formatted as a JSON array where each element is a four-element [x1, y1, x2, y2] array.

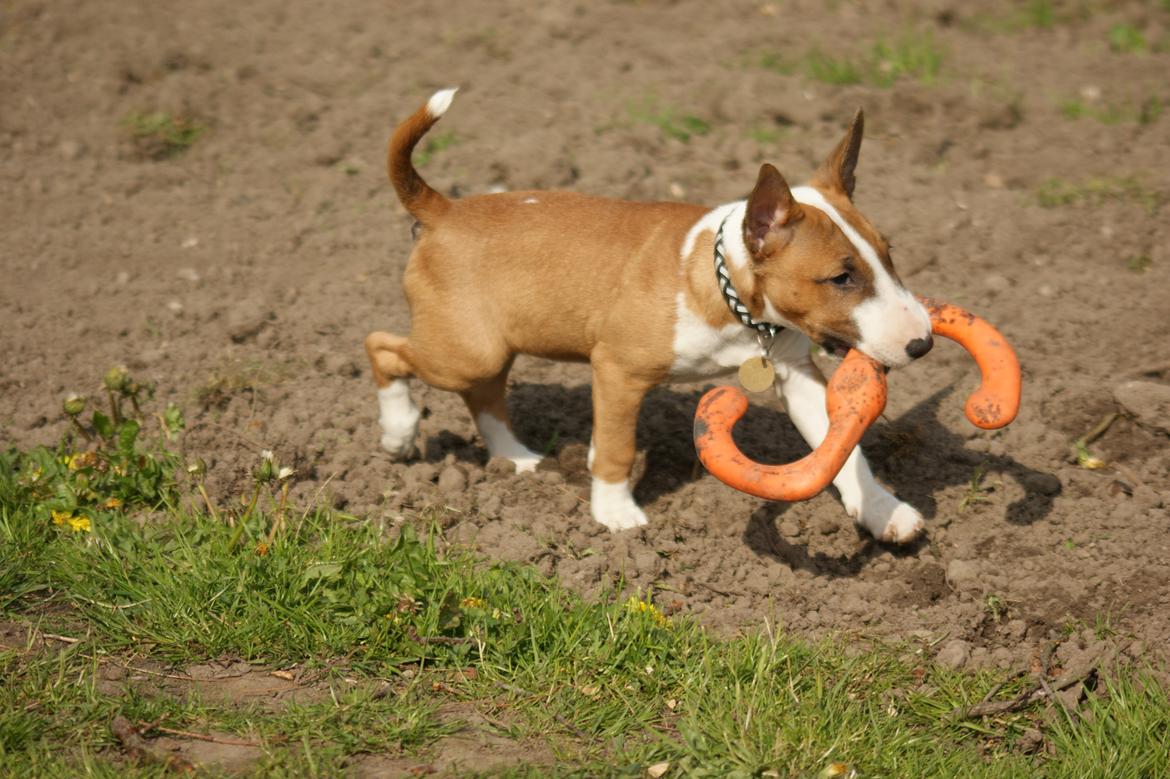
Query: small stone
[[983, 172, 1004, 189], [485, 456, 516, 477], [985, 273, 1010, 291], [1113, 380, 1170, 435], [633, 550, 662, 577], [166, 299, 183, 314], [402, 462, 438, 489], [1003, 619, 1027, 641], [228, 311, 273, 343], [1018, 727, 1044, 753], [990, 647, 1015, 668], [115, 271, 131, 285], [778, 519, 801, 537], [1021, 472, 1062, 497], [815, 515, 837, 535], [59, 139, 84, 160], [478, 493, 502, 517], [936, 639, 971, 670], [556, 491, 581, 514], [946, 559, 980, 589], [437, 465, 467, 495], [176, 267, 201, 282]]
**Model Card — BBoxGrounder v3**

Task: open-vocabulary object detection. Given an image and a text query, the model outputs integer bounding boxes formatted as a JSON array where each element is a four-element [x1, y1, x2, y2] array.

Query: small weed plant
[[124, 112, 206, 160]]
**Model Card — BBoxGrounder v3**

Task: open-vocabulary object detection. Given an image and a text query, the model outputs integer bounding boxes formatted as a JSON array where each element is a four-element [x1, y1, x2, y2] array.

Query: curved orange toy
[[693, 299, 1021, 502]]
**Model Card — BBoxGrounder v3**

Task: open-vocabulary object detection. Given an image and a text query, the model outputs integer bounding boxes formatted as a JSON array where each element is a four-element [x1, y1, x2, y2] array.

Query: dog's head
[[743, 111, 932, 368]]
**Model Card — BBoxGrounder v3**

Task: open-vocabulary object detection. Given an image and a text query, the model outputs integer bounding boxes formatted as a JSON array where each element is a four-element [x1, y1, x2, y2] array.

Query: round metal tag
[[738, 356, 775, 393]]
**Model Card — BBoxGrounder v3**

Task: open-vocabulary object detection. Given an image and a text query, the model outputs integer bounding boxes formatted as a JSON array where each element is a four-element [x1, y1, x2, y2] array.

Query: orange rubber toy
[[692, 299, 1021, 502]]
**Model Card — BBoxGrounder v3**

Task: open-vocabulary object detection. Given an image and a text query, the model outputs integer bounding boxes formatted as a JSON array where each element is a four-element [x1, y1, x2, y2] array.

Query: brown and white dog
[[365, 89, 934, 544]]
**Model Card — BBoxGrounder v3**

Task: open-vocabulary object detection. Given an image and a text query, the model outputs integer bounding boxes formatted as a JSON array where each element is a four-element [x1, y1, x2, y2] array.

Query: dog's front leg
[[774, 347, 925, 544], [588, 359, 653, 531]]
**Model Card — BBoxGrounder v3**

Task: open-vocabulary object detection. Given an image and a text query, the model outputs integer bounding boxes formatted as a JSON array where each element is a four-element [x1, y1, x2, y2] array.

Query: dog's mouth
[[818, 336, 852, 359]]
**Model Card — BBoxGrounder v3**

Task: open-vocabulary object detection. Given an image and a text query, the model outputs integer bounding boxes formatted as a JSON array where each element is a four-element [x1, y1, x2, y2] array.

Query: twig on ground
[[111, 715, 195, 772], [978, 669, 1025, 705], [143, 723, 282, 747], [406, 627, 472, 645], [119, 662, 250, 682], [41, 632, 81, 644], [953, 663, 1093, 719], [71, 594, 152, 611]]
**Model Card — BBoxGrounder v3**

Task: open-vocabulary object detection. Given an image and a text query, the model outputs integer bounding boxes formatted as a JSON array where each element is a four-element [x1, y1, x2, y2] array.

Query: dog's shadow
[[423, 380, 1059, 573]]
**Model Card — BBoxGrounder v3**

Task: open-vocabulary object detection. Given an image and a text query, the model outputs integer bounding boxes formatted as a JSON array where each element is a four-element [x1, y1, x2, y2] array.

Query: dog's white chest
[[668, 293, 760, 382]]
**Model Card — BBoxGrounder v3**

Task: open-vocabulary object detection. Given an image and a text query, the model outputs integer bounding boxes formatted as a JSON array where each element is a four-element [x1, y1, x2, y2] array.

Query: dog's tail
[[387, 88, 458, 224]]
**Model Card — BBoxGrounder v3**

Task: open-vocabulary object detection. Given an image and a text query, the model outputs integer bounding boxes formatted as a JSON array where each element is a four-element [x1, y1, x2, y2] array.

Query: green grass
[[3, 376, 1170, 776], [1035, 176, 1162, 213], [1058, 96, 1163, 125], [413, 130, 459, 166], [965, 0, 1066, 34], [1127, 254, 1153, 274], [627, 98, 711, 143], [746, 124, 790, 147], [1108, 23, 1147, 54], [760, 30, 942, 88], [123, 112, 206, 160]]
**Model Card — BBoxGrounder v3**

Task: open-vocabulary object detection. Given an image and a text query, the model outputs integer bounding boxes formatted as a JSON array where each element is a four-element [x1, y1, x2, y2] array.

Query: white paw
[[590, 479, 648, 532], [380, 429, 418, 460], [476, 413, 544, 472], [377, 381, 420, 459], [847, 489, 925, 545], [511, 455, 542, 474]]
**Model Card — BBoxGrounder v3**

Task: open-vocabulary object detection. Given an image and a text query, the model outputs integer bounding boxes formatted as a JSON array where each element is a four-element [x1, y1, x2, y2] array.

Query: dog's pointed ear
[[744, 163, 802, 256], [812, 108, 864, 199]]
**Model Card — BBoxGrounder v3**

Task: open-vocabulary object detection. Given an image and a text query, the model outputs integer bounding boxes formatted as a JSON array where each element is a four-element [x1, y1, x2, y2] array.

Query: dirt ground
[[3, 0, 1169, 681]]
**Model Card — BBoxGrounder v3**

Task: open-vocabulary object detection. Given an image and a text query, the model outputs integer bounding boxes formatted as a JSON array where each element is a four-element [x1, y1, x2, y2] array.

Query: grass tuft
[[1059, 96, 1163, 125], [413, 131, 459, 166], [1108, 23, 1147, 54], [627, 97, 712, 143], [761, 30, 942, 88], [124, 112, 207, 160], [1035, 176, 1162, 213]]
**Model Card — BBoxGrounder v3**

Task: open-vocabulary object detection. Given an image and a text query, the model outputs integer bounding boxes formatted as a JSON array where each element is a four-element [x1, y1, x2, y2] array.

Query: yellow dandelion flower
[[67, 515, 92, 533], [104, 497, 123, 510], [461, 597, 487, 609], [51, 510, 72, 526], [65, 451, 97, 470], [624, 596, 670, 628]]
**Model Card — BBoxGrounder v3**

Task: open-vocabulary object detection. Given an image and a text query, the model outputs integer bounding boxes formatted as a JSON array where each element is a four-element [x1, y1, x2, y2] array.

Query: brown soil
[[3, 0, 1170, 693]]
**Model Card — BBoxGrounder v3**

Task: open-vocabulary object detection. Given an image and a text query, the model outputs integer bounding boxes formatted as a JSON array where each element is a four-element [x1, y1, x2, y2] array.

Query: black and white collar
[[713, 213, 782, 348]]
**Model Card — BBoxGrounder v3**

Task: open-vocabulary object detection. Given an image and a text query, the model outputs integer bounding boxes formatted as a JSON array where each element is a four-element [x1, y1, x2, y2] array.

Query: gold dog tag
[[738, 356, 775, 393]]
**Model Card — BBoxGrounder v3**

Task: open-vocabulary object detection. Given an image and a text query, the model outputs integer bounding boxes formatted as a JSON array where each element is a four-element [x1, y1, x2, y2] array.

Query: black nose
[[905, 335, 934, 359]]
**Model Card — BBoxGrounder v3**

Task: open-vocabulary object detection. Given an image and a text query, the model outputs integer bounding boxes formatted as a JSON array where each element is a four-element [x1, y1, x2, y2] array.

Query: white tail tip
[[426, 88, 458, 119]]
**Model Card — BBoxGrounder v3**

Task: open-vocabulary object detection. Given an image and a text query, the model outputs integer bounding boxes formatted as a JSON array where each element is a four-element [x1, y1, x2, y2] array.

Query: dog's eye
[[827, 271, 853, 288]]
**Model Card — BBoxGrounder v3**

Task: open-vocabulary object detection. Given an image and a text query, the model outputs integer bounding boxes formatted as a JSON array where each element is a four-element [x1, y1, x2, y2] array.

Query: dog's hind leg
[[460, 362, 543, 473], [364, 331, 422, 459]]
